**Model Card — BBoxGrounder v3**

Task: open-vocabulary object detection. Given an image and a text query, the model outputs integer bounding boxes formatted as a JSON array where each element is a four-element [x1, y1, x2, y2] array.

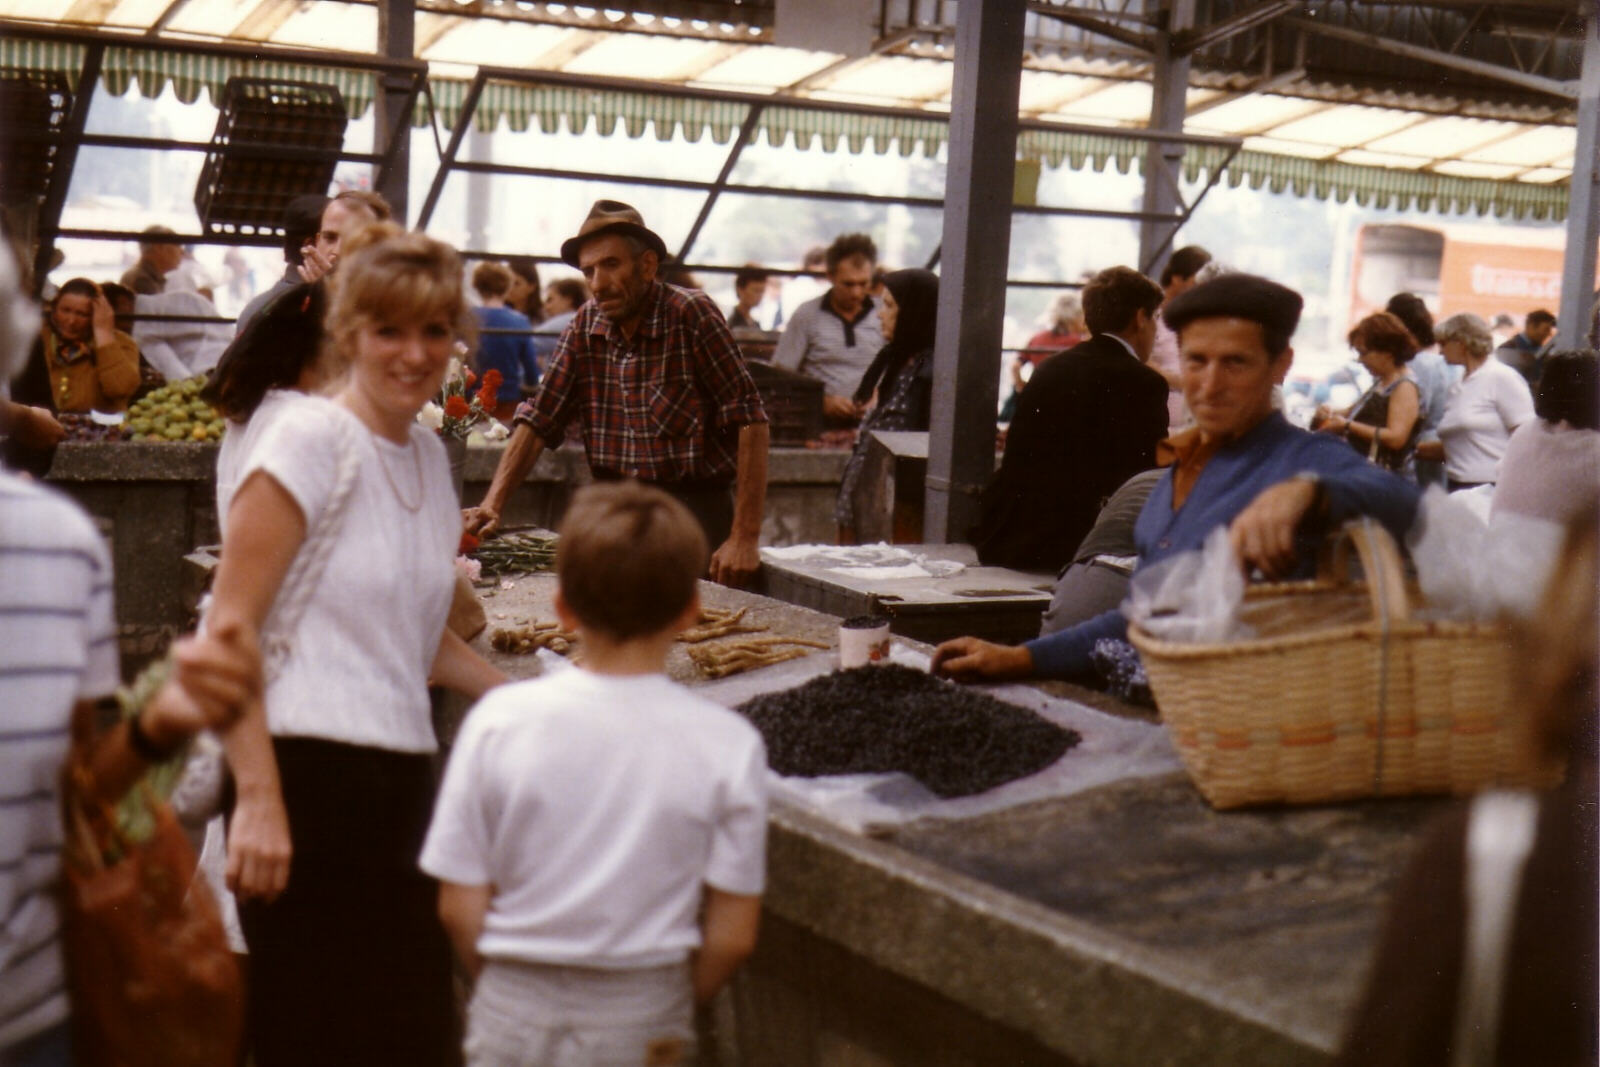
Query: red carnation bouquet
[[420, 345, 506, 441]]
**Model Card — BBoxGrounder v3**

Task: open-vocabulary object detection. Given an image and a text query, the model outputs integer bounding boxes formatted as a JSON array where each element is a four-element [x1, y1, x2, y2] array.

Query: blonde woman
[[209, 229, 504, 1065]]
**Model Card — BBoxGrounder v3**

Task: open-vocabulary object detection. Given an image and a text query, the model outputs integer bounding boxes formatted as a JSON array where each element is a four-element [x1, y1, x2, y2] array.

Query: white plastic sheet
[[1408, 486, 1566, 621]]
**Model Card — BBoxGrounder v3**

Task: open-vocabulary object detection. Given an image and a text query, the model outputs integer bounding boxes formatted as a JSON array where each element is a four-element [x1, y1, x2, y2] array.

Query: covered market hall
[[0, 1, 1597, 1065]]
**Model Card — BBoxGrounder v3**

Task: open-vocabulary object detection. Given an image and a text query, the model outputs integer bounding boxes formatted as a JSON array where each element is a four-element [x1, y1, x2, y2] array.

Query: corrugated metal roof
[[0, 0, 1584, 218]]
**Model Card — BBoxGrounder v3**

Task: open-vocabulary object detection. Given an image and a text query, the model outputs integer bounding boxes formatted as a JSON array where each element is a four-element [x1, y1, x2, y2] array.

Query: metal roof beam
[[1028, 3, 1153, 52], [1283, 15, 1579, 101], [1173, 0, 1296, 56], [1184, 66, 1306, 118], [784, 26, 921, 92]]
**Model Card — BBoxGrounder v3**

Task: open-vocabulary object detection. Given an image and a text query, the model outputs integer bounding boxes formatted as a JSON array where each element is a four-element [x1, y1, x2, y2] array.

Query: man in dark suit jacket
[[971, 265, 1169, 571]]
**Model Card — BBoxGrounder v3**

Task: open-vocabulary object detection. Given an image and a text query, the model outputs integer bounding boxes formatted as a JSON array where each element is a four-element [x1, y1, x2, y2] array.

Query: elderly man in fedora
[[464, 200, 771, 586]]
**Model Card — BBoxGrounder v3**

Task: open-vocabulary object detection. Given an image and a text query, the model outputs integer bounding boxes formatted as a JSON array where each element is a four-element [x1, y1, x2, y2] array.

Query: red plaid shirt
[[514, 282, 767, 484]]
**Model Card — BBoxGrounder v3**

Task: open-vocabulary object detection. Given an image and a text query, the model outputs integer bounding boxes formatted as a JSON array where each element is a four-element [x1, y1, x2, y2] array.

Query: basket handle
[[1323, 518, 1412, 624]]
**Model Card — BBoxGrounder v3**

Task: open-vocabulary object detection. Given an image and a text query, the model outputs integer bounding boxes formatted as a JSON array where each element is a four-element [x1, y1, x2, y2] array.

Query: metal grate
[[0, 69, 71, 207], [195, 77, 348, 236]]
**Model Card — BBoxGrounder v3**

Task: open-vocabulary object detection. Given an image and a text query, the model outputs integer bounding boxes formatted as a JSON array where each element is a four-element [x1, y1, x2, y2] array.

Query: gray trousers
[[466, 959, 695, 1067], [1039, 560, 1132, 637]]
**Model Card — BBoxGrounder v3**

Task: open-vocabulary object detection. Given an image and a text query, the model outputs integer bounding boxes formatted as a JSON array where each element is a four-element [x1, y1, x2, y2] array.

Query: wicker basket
[[1128, 519, 1554, 809]]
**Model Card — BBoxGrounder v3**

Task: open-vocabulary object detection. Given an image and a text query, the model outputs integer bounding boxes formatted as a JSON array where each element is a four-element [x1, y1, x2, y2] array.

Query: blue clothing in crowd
[[531, 309, 578, 382], [472, 305, 537, 404], [1023, 413, 1421, 679]]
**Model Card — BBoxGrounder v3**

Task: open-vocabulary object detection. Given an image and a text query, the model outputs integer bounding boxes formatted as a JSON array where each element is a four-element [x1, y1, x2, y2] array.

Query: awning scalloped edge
[[0, 38, 1568, 223]]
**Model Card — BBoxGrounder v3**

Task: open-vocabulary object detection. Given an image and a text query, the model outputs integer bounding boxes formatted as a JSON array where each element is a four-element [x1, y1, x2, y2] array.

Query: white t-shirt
[[420, 669, 768, 969], [228, 394, 458, 752], [0, 474, 119, 1049], [1436, 358, 1535, 484]]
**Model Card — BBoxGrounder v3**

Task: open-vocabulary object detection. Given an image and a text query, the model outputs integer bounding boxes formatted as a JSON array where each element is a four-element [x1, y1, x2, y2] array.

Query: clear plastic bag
[[1123, 525, 1252, 643]]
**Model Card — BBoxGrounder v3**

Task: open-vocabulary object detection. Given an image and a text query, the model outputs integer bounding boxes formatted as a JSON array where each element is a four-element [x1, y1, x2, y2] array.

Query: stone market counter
[[466, 576, 1439, 1067], [41, 439, 848, 662]]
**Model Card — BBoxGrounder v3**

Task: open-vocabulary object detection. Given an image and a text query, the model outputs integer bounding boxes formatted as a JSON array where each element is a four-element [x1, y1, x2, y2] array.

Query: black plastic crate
[[746, 359, 823, 446], [195, 78, 347, 235], [0, 70, 71, 205]]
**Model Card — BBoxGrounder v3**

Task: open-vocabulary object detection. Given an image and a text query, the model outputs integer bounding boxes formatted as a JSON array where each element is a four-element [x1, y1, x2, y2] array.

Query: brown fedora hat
[[559, 200, 669, 267]]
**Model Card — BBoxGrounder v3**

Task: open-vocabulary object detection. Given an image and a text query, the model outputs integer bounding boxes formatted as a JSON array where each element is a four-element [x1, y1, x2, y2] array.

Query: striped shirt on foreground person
[[0, 472, 118, 1052]]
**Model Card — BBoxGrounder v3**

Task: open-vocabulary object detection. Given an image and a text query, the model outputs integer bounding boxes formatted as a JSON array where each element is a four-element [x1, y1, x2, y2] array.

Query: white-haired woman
[[207, 227, 505, 1065], [1417, 313, 1535, 491], [1003, 291, 1084, 420]]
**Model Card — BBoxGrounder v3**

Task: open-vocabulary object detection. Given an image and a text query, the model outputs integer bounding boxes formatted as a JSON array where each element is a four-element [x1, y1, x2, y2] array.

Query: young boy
[[420, 482, 768, 1067]]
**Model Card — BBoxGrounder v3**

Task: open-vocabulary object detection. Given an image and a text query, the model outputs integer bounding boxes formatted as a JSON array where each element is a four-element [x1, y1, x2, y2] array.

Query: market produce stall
[[466, 573, 1441, 1067], [46, 441, 849, 666]]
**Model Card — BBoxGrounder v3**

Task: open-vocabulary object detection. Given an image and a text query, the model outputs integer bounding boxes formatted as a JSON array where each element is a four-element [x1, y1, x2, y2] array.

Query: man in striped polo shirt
[[772, 232, 885, 426], [0, 253, 259, 1064]]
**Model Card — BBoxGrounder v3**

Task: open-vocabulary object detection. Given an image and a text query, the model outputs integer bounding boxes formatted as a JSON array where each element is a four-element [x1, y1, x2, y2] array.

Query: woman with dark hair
[[1315, 311, 1423, 478], [1492, 349, 1600, 525], [1385, 292, 1453, 488], [506, 256, 544, 326], [834, 268, 939, 542]]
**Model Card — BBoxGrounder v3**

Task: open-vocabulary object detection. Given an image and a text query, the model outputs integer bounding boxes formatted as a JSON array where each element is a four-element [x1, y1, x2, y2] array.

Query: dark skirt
[[232, 737, 457, 1067]]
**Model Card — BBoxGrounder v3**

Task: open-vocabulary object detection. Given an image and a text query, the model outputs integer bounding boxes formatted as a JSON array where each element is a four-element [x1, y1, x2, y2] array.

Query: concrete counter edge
[[766, 802, 1332, 1067]]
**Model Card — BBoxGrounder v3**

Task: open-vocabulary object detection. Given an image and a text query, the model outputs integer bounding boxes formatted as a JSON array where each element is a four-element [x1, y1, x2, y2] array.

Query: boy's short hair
[[557, 482, 707, 640], [1159, 245, 1211, 288], [734, 265, 768, 290]]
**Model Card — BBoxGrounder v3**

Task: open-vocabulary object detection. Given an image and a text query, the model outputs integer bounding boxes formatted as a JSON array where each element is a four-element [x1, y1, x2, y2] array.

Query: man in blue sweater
[[933, 273, 1419, 683]]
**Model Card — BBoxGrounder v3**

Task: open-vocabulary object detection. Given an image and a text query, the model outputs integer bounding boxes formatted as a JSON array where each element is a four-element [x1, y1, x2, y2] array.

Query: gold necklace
[[376, 435, 424, 512]]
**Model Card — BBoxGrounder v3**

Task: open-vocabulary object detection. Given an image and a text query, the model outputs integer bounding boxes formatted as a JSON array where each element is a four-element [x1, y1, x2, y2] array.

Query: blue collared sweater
[[1023, 413, 1421, 679]]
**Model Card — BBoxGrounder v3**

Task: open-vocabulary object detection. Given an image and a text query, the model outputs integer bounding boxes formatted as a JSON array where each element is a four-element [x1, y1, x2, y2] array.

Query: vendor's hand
[[226, 788, 292, 901], [822, 394, 863, 423], [709, 534, 760, 588], [1228, 477, 1320, 580], [7, 403, 65, 448], [90, 288, 116, 342], [930, 637, 1034, 683], [462, 502, 501, 537], [296, 244, 335, 285]]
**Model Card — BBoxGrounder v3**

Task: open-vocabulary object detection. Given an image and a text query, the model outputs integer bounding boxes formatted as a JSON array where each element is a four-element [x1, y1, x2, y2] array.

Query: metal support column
[[1138, 0, 1194, 279], [375, 0, 415, 224], [924, 0, 1026, 543], [1559, 2, 1600, 346]]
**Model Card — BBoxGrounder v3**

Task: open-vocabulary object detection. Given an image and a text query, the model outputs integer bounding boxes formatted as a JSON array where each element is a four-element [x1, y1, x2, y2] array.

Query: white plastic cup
[[839, 615, 891, 668]]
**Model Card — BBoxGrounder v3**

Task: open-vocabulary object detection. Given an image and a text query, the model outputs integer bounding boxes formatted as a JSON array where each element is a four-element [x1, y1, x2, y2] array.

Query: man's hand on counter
[[930, 637, 1034, 683], [709, 533, 761, 588], [462, 502, 501, 537]]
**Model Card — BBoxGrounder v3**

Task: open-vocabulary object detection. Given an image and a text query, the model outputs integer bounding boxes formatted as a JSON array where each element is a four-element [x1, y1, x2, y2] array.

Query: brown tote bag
[[58, 709, 244, 1067]]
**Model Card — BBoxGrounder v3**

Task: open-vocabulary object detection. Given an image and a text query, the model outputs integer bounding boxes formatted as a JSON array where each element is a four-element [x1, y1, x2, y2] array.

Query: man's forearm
[[731, 422, 769, 541], [484, 422, 546, 512]]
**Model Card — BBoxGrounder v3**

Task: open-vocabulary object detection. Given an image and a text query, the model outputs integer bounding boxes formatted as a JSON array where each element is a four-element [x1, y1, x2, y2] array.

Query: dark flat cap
[[1164, 273, 1303, 348], [559, 200, 668, 267]]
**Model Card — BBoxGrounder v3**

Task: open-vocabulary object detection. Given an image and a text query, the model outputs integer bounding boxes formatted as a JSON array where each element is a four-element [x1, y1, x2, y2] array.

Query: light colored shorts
[[465, 959, 694, 1067]]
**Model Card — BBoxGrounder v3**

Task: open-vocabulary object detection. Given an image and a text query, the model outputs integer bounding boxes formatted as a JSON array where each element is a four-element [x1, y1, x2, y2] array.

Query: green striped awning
[[0, 36, 1571, 222], [1, 38, 381, 115]]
